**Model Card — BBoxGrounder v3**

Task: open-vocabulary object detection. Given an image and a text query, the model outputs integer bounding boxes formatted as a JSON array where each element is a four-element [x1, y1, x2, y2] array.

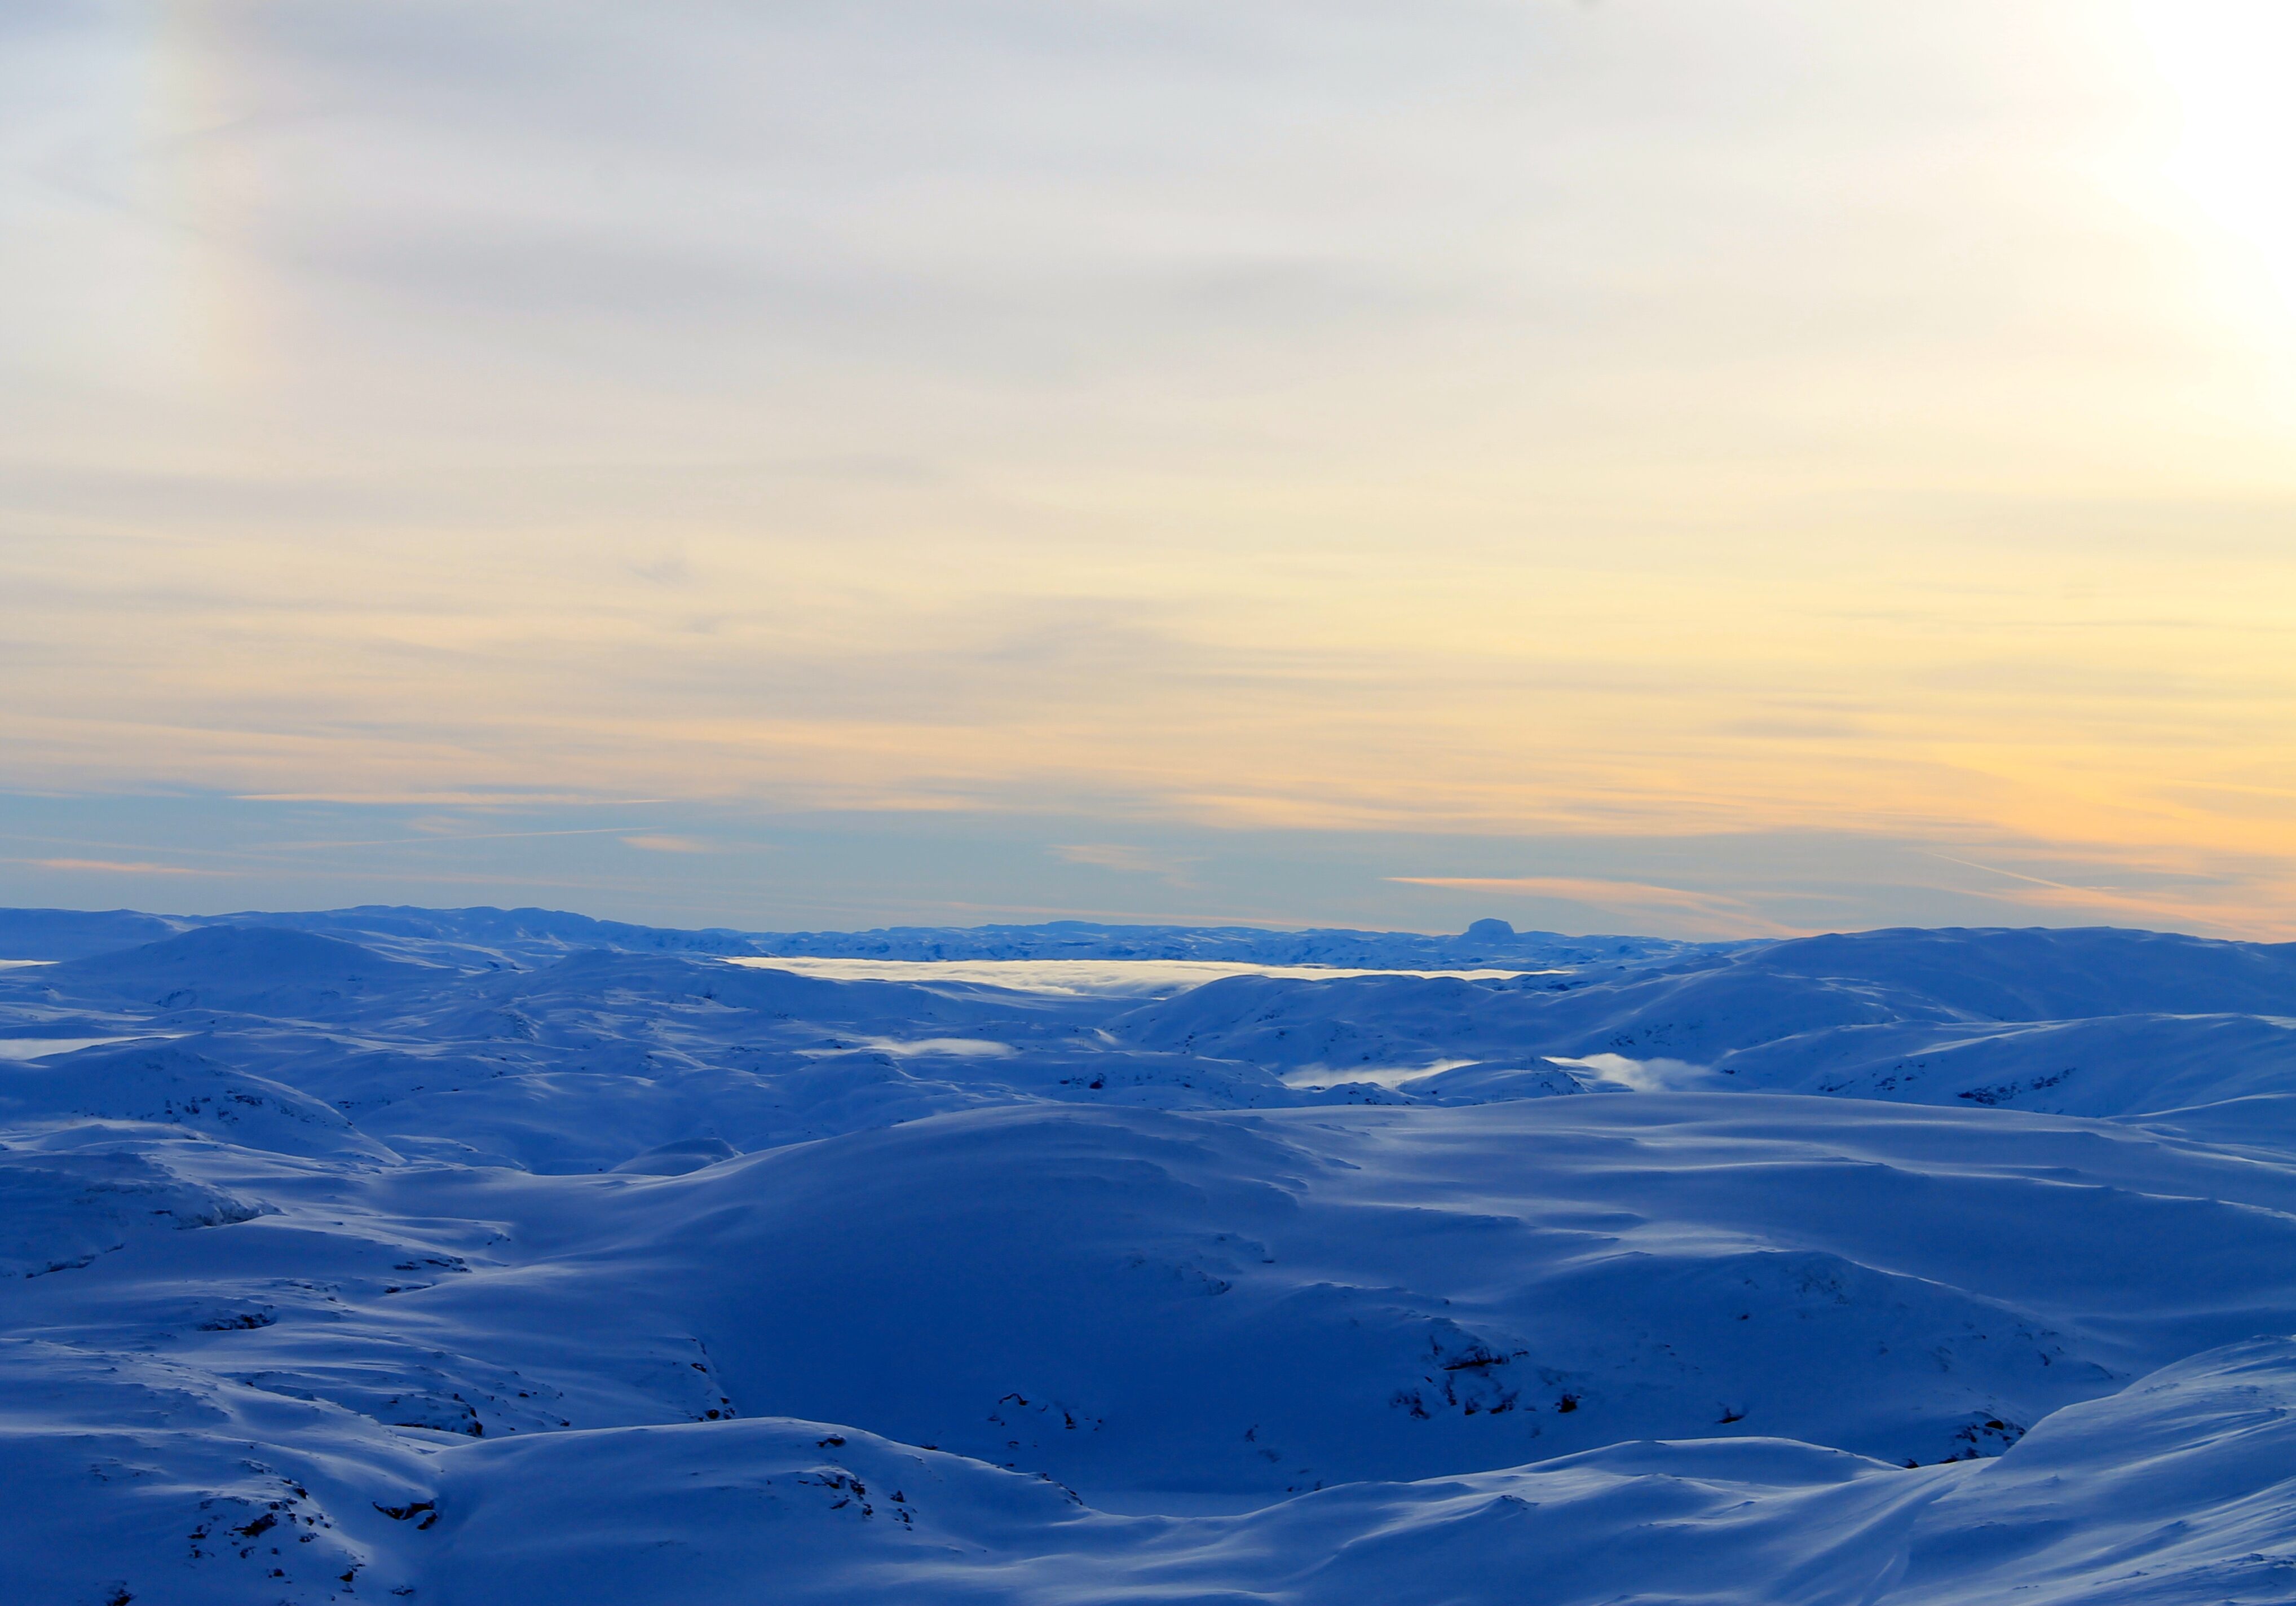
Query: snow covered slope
[[4, 908, 2295, 1603]]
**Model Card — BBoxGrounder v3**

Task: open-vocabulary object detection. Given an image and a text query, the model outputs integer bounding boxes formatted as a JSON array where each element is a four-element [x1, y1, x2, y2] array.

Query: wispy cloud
[[5, 4, 2294, 933], [233, 792, 678, 808], [27, 857, 219, 876], [621, 834, 713, 854], [271, 826, 664, 851], [1053, 844, 1173, 875]]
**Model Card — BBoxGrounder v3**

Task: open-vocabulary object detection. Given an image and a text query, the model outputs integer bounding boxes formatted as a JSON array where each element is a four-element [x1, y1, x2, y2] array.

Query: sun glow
[[2134, 1, 2296, 321]]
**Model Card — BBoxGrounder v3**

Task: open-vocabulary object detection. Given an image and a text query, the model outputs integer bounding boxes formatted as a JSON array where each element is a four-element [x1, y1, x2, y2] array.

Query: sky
[[3, 1, 2295, 941]]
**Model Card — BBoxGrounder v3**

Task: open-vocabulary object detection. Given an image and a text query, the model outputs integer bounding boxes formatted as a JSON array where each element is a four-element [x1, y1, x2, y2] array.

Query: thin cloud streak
[[1387, 876, 1810, 940], [24, 858, 219, 876], [267, 826, 665, 851], [1945, 876, 2295, 942], [1923, 851, 2107, 893]]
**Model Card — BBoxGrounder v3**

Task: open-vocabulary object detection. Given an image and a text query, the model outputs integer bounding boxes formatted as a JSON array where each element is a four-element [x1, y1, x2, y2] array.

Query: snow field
[[2, 910, 2294, 1602]]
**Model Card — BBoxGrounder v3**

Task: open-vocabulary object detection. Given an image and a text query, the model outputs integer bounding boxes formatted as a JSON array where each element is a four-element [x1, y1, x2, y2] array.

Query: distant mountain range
[[0, 902, 1723, 969]]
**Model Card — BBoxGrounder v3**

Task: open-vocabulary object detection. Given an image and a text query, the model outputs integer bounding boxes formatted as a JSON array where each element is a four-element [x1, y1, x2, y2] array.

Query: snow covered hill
[[1111, 924, 2296, 1115], [4, 906, 2295, 1603]]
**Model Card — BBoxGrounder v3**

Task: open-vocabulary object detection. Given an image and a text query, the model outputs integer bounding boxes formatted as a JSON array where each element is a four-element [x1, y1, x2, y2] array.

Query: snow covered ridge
[[0, 902, 1721, 969], [4, 910, 2296, 1602]]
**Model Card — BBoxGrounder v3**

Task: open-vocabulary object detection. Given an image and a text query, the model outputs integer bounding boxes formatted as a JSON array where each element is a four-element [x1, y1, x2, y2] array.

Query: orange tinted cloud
[[6, 4, 2295, 933]]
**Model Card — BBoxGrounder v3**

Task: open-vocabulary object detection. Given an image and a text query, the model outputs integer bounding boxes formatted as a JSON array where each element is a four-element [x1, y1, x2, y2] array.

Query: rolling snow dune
[[374, 1335, 2296, 1605], [14, 1333, 2290, 1606], [278, 1098, 2296, 1497], [6, 907, 2296, 1603], [1109, 925, 2296, 1117], [0, 1040, 399, 1162]]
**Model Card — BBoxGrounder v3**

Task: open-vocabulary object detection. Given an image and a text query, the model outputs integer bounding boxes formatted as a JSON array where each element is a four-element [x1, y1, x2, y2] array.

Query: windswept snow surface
[[4, 908, 2296, 1603]]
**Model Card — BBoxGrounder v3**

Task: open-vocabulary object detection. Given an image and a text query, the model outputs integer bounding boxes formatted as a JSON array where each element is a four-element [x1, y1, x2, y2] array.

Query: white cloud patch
[[1051, 844, 1193, 883]]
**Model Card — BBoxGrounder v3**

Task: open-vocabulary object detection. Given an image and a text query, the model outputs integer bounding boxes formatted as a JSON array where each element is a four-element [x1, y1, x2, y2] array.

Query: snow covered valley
[[5, 907, 2296, 1604]]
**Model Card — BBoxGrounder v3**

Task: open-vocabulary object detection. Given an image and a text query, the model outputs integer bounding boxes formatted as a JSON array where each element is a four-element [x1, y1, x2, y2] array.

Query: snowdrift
[[6, 907, 2296, 1603]]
